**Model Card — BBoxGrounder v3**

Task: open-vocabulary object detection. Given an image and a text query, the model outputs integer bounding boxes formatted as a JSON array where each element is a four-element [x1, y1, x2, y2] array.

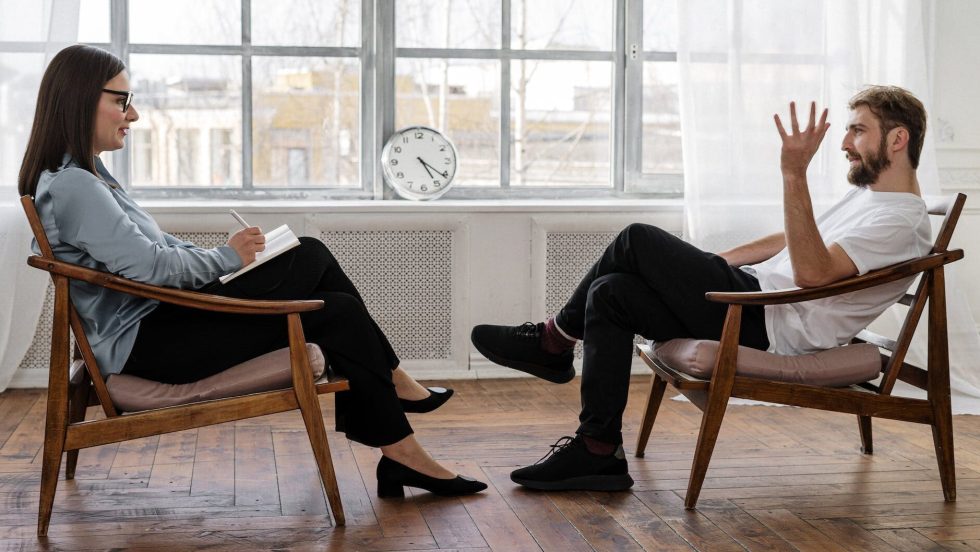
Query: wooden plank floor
[[2, 376, 980, 551]]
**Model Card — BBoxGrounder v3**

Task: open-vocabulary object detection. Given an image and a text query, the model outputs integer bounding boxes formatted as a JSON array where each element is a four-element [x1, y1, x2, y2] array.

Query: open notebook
[[219, 224, 301, 284]]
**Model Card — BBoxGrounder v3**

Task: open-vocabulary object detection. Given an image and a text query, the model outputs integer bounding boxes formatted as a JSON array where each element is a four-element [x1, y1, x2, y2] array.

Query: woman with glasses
[[18, 44, 485, 499]]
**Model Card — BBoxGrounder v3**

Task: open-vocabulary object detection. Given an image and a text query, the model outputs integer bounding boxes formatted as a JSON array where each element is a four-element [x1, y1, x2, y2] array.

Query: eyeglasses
[[102, 88, 134, 113]]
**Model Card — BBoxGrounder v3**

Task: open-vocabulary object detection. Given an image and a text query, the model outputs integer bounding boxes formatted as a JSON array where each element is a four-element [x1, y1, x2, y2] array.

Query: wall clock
[[381, 126, 458, 200]]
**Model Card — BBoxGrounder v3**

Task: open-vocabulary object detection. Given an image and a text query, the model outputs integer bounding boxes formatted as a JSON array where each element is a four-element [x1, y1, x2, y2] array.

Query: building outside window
[[210, 128, 234, 186], [286, 147, 310, 187], [131, 129, 153, 185], [174, 128, 200, 186]]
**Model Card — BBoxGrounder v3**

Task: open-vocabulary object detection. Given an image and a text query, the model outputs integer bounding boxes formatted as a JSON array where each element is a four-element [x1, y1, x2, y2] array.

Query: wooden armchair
[[20, 196, 350, 536], [634, 193, 967, 509]]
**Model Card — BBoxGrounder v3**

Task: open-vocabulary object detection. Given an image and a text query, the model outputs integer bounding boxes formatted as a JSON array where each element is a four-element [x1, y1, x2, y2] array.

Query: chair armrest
[[27, 256, 323, 315], [706, 250, 963, 306]]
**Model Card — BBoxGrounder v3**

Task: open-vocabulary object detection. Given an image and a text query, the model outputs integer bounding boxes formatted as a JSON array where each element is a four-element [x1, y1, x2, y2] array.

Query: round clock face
[[381, 126, 458, 200]]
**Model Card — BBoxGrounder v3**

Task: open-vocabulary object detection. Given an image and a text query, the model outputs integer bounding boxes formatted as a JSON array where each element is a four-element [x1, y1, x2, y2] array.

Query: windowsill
[[139, 198, 686, 214]]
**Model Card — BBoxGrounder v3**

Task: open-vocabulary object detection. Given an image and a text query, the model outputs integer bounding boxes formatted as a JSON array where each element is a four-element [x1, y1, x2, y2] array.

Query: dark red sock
[[541, 317, 576, 354], [582, 435, 617, 456]]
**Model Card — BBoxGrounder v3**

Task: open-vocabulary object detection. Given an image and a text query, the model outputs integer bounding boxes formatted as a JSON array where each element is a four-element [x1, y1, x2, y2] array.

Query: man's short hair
[[848, 85, 927, 169]]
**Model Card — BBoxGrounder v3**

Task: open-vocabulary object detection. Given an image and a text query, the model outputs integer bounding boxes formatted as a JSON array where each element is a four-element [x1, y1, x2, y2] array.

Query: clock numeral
[[396, 171, 404, 179], [390, 158, 398, 166], [393, 146, 402, 153], [421, 185, 428, 191], [439, 145, 446, 152], [444, 157, 451, 164], [433, 180, 441, 188], [414, 131, 424, 139], [402, 136, 409, 143]]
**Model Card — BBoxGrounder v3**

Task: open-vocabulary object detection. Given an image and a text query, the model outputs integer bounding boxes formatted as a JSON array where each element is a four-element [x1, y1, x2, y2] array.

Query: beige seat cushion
[[106, 344, 326, 412], [652, 339, 882, 387]]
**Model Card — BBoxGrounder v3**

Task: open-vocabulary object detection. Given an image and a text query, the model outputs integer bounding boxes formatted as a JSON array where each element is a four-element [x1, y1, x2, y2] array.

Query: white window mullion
[[500, 0, 511, 188], [624, 0, 643, 192], [376, 0, 396, 199], [612, 0, 628, 193], [241, 0, 253, 190], [361, 0, 376, 197], [110, 0, 129, 186]]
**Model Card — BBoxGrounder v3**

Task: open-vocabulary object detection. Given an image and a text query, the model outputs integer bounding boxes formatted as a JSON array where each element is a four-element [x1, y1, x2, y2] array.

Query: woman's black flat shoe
[[376, 455, 487, 498], [399, 386, 454, 413]]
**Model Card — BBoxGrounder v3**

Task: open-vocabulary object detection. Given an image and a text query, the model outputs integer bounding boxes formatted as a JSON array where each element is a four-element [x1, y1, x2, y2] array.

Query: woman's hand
[[227, 227, 265, 266]]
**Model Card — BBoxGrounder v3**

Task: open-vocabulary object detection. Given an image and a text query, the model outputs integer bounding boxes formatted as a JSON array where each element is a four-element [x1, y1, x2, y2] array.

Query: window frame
[[1, 0, 683, 200]]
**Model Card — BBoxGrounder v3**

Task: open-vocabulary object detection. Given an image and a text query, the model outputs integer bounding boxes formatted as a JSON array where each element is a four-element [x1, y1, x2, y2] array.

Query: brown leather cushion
[[106, 344, 326, 412], [652, 339, 882, 387]]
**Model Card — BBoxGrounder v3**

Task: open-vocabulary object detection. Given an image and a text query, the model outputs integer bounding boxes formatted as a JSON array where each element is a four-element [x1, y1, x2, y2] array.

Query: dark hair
[[17, 44, 126, 196], [848, 85, 927, 169]]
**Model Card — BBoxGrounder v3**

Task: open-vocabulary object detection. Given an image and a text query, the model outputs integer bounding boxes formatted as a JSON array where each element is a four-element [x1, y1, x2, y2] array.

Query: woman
[[18, 44, 485, 498]]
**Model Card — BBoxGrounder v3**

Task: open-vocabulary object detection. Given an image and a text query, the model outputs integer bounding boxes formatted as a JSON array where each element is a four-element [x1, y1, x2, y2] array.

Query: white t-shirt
[[742, 187, 932, 355]]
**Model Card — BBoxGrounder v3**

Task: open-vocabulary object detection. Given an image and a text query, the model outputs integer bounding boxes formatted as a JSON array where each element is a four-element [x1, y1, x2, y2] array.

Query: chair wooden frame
[[634, 193, 967, 509], [20, 196, 350, 536]]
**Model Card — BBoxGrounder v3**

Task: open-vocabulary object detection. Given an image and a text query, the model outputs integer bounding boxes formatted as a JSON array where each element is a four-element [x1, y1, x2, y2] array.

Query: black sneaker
[[470, 322, 575, 383], [511, 435, 634, 491]]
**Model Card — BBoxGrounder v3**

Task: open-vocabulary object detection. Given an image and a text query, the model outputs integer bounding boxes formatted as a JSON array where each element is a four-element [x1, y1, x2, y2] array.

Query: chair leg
[[685, 391, 731, 509], [635, 374, 667, 458], [932, 413, 956, 502], [296, 391, 346, 526], [40, 277, 71, 537], [858, 415, 873, 454], [38, 393, 68, 537], [287, 315, 345, 526], [927, 268, 955, 502], [64, 383, 90, 480], [684, 304, 741, 510]]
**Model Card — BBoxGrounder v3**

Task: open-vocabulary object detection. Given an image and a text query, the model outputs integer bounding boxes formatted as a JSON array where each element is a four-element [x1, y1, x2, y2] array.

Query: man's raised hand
[[774, 101, 830, 178]]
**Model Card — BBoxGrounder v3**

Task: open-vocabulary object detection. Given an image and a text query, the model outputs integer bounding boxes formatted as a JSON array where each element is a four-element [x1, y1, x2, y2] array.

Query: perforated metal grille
[[170, 232, 228, 249], [18, 283, 74, 371], [320, 230, 454, 360], [546, 232, 616, 358], [545, 230, 681, 359]]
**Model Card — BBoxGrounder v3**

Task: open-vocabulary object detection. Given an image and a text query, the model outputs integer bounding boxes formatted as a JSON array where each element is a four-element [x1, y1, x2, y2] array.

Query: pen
[[229, 209, 250, 229]]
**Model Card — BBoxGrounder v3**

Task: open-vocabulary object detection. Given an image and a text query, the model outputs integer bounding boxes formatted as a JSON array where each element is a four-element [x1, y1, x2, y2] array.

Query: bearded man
[[471, 86, 932, 492]]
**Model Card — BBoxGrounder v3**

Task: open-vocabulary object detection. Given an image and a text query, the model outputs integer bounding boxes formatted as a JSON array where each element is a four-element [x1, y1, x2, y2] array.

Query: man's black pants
[[554, 223, 770, 445]]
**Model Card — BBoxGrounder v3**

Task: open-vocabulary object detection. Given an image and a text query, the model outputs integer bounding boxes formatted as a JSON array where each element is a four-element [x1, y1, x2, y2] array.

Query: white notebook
[[219, 224, 301, 284]]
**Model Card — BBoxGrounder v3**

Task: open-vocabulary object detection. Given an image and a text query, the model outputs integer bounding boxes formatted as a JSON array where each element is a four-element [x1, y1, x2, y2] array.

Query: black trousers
[[122, 237, 412, 448], [555, 224, 770, 445]]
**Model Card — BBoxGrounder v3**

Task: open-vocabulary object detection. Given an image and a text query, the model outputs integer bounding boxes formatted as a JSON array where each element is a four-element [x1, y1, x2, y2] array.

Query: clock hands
[[417, 157, 448, 179], [417, 157, 435, 178]]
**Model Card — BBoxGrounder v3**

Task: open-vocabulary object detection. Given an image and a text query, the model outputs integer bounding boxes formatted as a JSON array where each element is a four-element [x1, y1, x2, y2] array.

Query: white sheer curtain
[[0, 0, 80, 391], [677, 0, 980, 412]]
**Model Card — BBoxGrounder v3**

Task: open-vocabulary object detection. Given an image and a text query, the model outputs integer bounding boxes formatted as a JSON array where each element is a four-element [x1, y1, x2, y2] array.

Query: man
[[471, 86, 933, 491]]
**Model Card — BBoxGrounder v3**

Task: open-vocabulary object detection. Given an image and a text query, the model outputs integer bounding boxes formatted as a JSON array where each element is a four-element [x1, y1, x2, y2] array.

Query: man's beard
[[846, 135, 891, 187]]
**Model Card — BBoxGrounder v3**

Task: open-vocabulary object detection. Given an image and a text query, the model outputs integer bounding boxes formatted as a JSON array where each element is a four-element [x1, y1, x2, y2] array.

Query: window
[[0, 0, 681, 199], [210, 129, 235, 186], [395, 0, 622, 197], [175, 129, 200, 186], [633, 0, 682, 194], [132, 129, 153, 184], [286, 148, 310, 187]]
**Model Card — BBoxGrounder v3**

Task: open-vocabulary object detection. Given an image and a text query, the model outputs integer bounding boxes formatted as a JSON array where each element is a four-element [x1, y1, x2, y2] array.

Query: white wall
[[933, 0, 980, 328]]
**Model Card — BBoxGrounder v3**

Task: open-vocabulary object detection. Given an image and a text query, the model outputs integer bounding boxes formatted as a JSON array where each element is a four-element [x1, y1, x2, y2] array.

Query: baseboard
[[8, 370, 48, 388]]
